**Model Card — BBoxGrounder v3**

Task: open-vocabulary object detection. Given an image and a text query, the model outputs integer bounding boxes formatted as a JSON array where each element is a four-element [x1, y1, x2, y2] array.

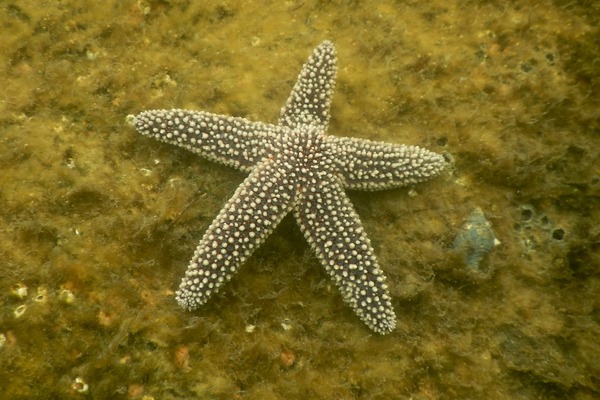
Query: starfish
[[132, 41, 445, 334]]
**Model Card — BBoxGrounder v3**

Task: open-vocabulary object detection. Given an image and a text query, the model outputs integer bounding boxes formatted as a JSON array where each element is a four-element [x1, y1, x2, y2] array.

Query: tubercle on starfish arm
[[131, 40, 445, 334]]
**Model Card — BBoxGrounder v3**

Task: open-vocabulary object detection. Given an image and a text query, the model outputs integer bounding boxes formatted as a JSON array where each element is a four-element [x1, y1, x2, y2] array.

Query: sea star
[[132, 40, 445, 334]]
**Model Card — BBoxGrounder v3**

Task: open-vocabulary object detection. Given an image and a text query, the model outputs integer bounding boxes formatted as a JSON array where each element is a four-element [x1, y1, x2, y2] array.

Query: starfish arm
[[279, 40, 337, 130], [331, 136, 446, 190], [133, 109, 280, 172], [176, 157, 296, 310], [293, 177, 397, 334]]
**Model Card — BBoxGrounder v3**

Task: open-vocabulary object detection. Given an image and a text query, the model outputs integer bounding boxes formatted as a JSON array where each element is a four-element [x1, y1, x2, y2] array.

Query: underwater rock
[[453, 208, 500, 271]]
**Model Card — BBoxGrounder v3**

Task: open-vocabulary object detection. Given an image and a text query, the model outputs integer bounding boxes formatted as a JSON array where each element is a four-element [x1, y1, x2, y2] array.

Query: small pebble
[[71, 377, 89, 394], [11, 283, 28, 299], [14, 305, 27, 319], [58, 289, 76, 305], [34, 286, 48, 303]]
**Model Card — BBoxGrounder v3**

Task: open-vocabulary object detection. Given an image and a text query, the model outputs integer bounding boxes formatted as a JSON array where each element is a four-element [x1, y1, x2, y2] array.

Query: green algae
[[1, 1, 599, 399]]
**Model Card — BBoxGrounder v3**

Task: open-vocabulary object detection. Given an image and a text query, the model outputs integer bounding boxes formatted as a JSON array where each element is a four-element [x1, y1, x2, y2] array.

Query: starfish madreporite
[[132, 41, 445, 334]]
